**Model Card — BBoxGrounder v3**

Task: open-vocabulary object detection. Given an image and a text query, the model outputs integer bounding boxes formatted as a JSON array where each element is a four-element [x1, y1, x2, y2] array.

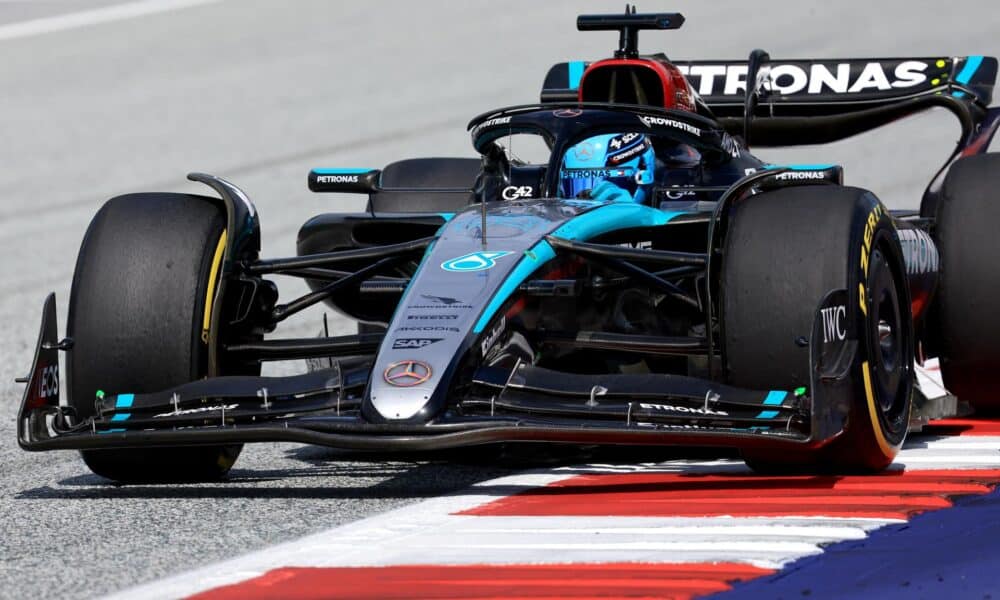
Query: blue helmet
[[560, 133, 656, 203]]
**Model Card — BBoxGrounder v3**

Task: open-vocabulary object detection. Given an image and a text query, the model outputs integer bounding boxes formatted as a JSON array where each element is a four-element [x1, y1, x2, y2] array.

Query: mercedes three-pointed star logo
[[383, 360, 433, 387]]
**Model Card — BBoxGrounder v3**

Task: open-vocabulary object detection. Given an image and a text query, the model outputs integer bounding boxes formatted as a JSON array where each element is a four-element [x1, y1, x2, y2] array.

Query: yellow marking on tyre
[[862, 359, 895, 458], [202, 230, 227, 344], [858, 283, 867, 315]]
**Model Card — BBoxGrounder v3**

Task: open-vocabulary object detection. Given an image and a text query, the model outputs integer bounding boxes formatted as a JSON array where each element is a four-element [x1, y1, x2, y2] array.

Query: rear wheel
[[932, 154, 1000, 413], [722, 185, 912, 473], [68, 193, 242, 483]]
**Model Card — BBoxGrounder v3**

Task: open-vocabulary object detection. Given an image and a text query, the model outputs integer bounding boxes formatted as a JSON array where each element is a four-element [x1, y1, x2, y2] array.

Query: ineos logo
[[502, 186, 533, 200], [39, 364, 58, 399], [383, 360, 433, 387]]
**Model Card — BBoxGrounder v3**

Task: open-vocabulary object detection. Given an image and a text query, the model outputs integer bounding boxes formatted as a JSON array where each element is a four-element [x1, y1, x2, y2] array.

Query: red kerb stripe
[[189, 563, 774, 600], [460, 469, 1000, 519]]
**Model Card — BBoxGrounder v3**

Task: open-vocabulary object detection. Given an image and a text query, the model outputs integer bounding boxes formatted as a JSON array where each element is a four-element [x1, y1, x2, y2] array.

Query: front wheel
[[722, 185, 913, 473], [67, 193, 243, 483]]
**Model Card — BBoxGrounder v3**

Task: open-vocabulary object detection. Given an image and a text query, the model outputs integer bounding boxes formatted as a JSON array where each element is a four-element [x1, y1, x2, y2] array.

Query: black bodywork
[[16, 12, 1000, 460]]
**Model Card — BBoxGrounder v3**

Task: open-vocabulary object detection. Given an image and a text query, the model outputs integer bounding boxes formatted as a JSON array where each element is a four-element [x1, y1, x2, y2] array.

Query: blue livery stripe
[[755, 410, 780, 420], [115, 393, 134, 409], [311, 168, 375, 174], [568, 61, 585, 90], [472, 205, 686, 333], [473, 241, 556, 333], [764, 164, 836, 171], [956, 55, 984, 85], [763, 390, 787, 406], [110, 413, 131, 422]]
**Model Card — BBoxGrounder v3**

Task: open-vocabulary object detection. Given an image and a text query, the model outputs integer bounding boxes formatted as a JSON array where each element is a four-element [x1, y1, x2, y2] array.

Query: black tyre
[[932, 154, 1000, 413], [723, 185, 913, 472], [68, 193, 241, 483]]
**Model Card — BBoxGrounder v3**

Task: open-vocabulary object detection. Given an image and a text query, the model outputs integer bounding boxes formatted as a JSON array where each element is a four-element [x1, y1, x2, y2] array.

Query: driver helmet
[[560, 132, 656, 203]]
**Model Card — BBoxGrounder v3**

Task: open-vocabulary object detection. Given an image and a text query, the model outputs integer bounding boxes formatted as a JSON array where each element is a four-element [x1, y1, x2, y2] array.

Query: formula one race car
[[17, 9, 1000, 482]]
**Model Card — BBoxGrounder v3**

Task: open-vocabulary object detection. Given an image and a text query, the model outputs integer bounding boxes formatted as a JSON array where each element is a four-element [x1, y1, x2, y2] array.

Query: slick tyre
[[931, 154, 1000, 413], [723, 185, 913, 473], [68, 193, 241, 483]]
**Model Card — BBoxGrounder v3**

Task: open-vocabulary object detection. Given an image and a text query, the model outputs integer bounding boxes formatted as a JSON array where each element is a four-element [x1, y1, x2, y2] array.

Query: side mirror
[[308, 168, 381, 193]]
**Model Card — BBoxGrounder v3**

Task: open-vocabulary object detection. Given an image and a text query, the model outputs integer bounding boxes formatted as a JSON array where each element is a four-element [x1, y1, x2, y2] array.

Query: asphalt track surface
[[1, 1, 998, 598]]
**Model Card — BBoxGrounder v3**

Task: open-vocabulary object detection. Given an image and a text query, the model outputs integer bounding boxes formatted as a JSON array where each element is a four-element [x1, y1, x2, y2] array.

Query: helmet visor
[[559, 167, 638, 199]]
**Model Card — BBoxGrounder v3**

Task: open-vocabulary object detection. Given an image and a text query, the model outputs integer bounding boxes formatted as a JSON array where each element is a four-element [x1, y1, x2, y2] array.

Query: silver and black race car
[[17, 9, 1000, 482]]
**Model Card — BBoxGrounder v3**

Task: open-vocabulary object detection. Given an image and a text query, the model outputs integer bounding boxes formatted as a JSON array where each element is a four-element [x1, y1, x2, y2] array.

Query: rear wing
[[541, 56, 998, 146]]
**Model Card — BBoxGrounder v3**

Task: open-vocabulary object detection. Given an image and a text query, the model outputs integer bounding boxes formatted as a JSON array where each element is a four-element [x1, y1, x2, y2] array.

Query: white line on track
[[0, 0, 219, 42]]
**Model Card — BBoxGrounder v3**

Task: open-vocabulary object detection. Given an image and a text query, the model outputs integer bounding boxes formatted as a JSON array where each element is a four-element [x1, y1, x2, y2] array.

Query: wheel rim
[[867, 245, 910, 421]]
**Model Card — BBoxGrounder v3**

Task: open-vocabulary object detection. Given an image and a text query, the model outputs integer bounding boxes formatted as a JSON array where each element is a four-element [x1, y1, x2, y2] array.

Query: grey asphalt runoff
[[1, 1, 998, 598]]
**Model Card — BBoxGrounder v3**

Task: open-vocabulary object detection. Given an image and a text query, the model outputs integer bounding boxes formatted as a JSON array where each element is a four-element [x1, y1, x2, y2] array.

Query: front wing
[[17, 294, 864, 455]]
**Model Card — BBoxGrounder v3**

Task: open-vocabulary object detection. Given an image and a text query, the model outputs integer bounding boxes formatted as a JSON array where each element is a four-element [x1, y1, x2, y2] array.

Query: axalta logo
[[677, 61, 929, 96], [638, 402, 729, 417], [316, 175, 359, 183], [637, 115, 701, 136], [441, 251, 512, 272], [775, 171, 826, 180]]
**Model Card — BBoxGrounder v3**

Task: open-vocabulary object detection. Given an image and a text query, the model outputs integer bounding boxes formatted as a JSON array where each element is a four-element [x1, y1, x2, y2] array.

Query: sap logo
[[821, 305, 847, 343], [316, 175, 359, 183], [480, 316, 506, 357], [677, 61, 928, 96], [39, 364, 58, 399], [502, 186, 533, 200], [392, 338, 442, 350], [637, 115, 702, 136], [775, 171, 826, 181], [441, 251, 512, 272]]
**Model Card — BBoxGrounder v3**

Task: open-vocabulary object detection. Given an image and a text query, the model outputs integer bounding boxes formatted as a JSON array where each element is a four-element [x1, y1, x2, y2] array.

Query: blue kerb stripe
[[956, 55, 984, 85], [115, 393, 134, 409], [110, 413, 131, 422], [311, 168, 375, 174], [756, 410, 780, 420], [763, 390, 787, 405], [568, 61, 585, 90]]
